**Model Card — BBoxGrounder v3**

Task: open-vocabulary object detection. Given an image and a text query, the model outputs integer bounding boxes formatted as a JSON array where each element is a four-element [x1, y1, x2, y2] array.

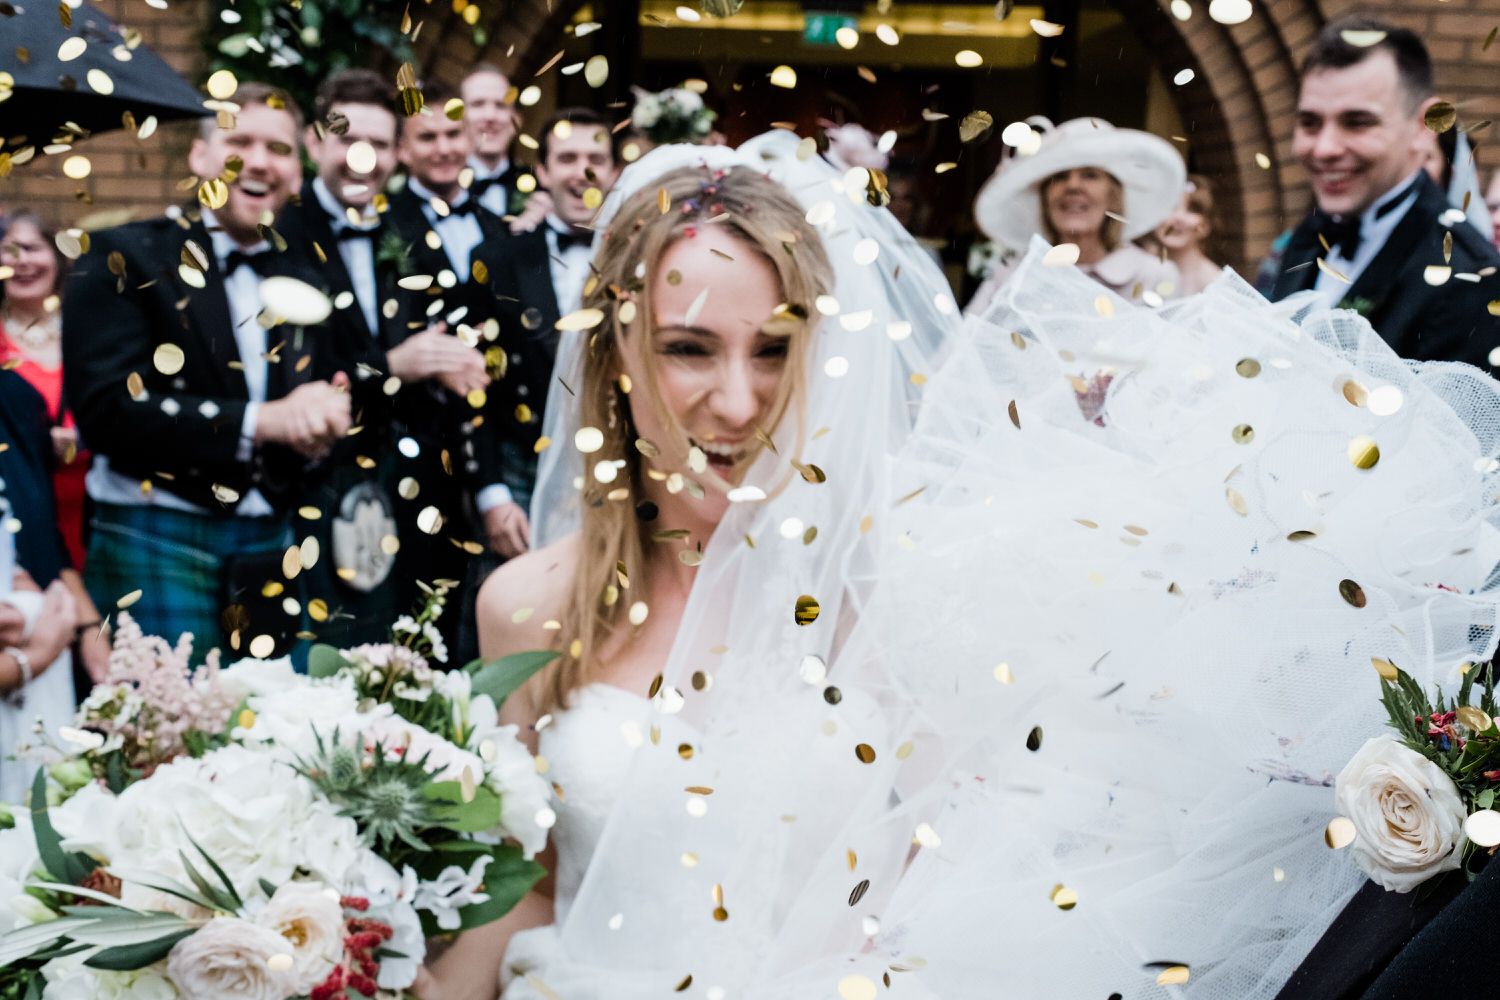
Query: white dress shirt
[[469, 155, 512, 219], [1312, 169, 1424, 311], [87, 209, 274, 517], [406, 176, 484, 276], [313, 178, 381, 337]]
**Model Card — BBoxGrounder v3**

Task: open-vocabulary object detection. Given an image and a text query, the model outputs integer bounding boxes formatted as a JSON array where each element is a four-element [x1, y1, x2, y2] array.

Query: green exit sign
[[804, 12, 856, 46]]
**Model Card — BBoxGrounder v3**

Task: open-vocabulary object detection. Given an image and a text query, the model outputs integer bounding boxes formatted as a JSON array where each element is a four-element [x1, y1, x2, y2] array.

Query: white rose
[[166, 916, 298, 1000], [41, 954, 177, 1000], [217, 655, 299, 703], [668, 88, 703, 114], [255, 881, 344, 992], [234, 674, 369, 761], [467, 701, 552, 858], [1334, 735, 1468, 892], [110, 745, 363, 913]]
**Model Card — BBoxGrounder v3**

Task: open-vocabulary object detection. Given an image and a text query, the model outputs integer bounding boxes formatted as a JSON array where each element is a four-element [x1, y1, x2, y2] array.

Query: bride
[[418, 133, 1500, 999]]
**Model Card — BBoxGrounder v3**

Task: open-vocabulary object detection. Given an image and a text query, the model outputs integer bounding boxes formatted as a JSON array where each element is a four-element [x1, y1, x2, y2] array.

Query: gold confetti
[[794, 594, 820, 626], [153, 343, 186, 375], [1341, 29, 1387, 47], [1325, 816, 1356, 849], [769, 65, 797, 88], [126, 372, 145, 398], [198, 178, 229, 210], [1457, 705, 1492, 733], [1232, 424, 1255, 444], [1225, 487, 1248, 516], [117, 589, 143, 609], [1424, 265, 1452, 286], [955, 49, 983, 68], [1424, 101, 1457, 134], [1030, 18, 1065, 36], [1465, 809, 1500, 847], [1236, 358, 1262, 378], [1026, 726, 1043, 751], [1347, 436, 1379, 470], [994, 663, 1014, 683], [556, 308, 605, 331], [837, 975, 878, 1000], [854, 744, 876, 764], [1050, 885, 1078, 910], [248, 634, 276, 659], [584, 54, 609, 87], [1339, 579, 1367, 608], [1156, 966, 1191, 986], [959, 109, 993, 142], [1008, 400, 1020, 428], [1042, 243, 1080, 267]]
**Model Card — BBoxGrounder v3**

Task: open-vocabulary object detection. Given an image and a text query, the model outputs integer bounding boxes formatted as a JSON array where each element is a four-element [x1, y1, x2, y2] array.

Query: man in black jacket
[[1265, 16, 1500, 373], [64, 83, 358, 661], [280, 69, 490, 647]]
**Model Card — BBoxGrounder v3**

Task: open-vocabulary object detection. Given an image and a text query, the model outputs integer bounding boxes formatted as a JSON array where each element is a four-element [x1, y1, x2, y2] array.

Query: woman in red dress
[[0, 214, 88, 570]]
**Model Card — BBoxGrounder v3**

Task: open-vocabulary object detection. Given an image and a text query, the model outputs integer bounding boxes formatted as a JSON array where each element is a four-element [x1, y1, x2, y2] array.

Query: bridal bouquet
[[1330, 660, 1500, 895], [630, 85, 716, 145], [0, 590, 555, 1000]]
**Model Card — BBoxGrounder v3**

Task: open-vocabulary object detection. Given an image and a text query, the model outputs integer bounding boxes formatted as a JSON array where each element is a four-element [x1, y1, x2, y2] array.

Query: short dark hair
[[313, 68, 394, 129], [201, 80, 304, 140], [1301, 15, 1434, 110], [538, 107, 617, 164]]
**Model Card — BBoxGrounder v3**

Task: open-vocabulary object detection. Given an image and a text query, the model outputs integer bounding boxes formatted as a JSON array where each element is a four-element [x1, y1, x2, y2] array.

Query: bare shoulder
[[476, 533, 579, 660]]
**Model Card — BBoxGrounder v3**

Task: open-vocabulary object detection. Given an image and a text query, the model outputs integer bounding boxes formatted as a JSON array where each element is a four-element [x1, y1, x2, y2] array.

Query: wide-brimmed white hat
[[974, 117, 1186, 250]]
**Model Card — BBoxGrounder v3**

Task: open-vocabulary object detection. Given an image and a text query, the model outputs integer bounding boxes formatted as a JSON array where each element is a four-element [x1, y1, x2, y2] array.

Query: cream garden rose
[[165, 916, 298, 1000], [1334, 735, 1468, 892], [254, 881, 345, 993]]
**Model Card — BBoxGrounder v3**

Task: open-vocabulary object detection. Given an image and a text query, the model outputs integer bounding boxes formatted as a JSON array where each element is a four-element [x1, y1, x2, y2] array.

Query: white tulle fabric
[[507, 133, 1500, 1000]]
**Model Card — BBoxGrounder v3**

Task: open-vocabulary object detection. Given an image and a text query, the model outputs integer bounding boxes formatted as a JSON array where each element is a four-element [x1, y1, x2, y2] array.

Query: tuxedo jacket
[[383, 182, 509, 298], [470, 226, 561, 511], [62, 214, 369, 511], [1268, 172, 1500, 374]]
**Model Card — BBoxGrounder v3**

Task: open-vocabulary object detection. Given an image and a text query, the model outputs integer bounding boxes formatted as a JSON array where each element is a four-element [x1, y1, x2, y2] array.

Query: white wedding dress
[[499, 132, 1500, 1000]]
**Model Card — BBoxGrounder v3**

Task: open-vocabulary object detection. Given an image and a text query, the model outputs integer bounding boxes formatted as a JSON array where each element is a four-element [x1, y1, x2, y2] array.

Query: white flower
[[374, 898, 425, 989], [254, 881, 344, 992], [467, 700, 552, 859], [233, 674, 373, 761], [166, 916, 298, 1000], [666, 88, 703, 114], [362, 715, 485, 786], [1334, 735, 1468, 892], [413, 856, 491, 931], [422, 622, 449, 663], [393, 615, 420, 637], [109, 745, 363, 913], [633, 93, 662, 128], [216, 655, 299, 703], [433, 667, 472, 707], [41, 954, 177, 1000], [52, 780, 120, 863]]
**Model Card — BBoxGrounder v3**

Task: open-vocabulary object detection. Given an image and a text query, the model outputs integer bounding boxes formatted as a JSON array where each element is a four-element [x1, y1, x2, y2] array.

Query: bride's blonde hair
[[539, 164, 832, 712]]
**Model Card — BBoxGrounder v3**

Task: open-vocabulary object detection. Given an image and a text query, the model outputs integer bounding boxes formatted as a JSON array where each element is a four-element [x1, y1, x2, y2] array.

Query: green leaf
[[111, 868, 220, 913], [180, 825, 244, 910], [423, 782, 502, 833], [177, 850, 238, 913], [0, 917, 101, 966], [466, 650, 559, 707], [29, 769, 97, 885], [258, 878, 280, 900], [68, 913, 195, 948], [85, 929, 196, 970], [308, 643, 347, 679], [27, 881, 146, 912]]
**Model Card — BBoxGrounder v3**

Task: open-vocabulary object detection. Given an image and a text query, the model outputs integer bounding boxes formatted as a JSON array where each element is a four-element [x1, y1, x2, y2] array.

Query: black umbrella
[[0, 0, 210, 145]]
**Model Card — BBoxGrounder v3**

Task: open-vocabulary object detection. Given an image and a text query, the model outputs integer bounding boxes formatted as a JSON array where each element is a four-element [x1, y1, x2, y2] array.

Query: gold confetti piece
[[556, 308, 605, 331], [895, 741, 915, 760], [1423, 265, 1451, 286], [769, 65, 797, 88], [794, 595, 820, 626], [1347, 436, 1379, 470], [955, 49, 983, 68], [198, 178, 229, 210], [1325, 815, 1356, 849], [212, 484, 241, 504], [959, 109, 993, 142], [248, 634, 276, 659], [680, 852, 698, 867], [1287, 529, 1318, 542], [848, 878, 871, 906], [1424, 101, 1457, 134], [855, 744, 876, 764], [57, 35, 86, 61], [1232, 424, 1255, 445], [1341, 29, 1386, 47], [126, 372, 145, 399], [1026, 726, 1043, 751], [583, 187, 603, 209], [875, 22, 900, 44], [153, 343, 185, 375], [86, 68, 114, 95], [1225, 487, 1248, 516], [1315, 256, 1351, 283], [1156, 966, 1190, 986], [584, 54, 609, 87], [1457, 705, 1492, 732], [117, 589, 143, 609], [1042, 243, 1080, 267], [1008, 399, 1020, 429], [1339, 579, 1367, 608], [1235, 358, 1262, 378], [1074, 518, 1098, 528], [1094, 295, 1114, 318], [206, 69, 239, 100], [1372, 657, 1398, 681], [860, 515, 874, 534], [1050, 885, 1078, 910], [1030, 18, 1065, 36], [1273, 867, 1285, 882]]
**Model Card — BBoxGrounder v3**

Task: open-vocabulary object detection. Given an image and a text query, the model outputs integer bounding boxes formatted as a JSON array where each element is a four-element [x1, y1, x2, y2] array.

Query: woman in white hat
[[965, 116, 1186, 316]]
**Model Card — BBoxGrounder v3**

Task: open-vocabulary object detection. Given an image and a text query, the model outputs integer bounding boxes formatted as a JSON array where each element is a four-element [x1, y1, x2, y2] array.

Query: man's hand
[[483, 502, 530, 558], [509, 190, 554, 235], [387, 326, 490, 397], [256, 375, 353, 458]]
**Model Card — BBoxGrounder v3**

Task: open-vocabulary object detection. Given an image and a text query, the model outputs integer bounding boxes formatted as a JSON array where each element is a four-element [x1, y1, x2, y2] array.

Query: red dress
[[0, 323, 89, 569]]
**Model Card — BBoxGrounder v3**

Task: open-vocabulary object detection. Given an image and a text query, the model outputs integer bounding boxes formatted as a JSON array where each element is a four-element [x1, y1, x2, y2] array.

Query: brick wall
[[0, 0, 208, 229], [9, 0, 1500, 277]]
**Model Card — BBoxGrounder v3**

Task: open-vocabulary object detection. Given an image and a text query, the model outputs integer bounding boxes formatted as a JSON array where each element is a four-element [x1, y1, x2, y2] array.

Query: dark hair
[[463, 63, 510, 88], [313, 69, 395, 130], [0, 213, 67, 309], [538, 107, 617, 164], [200, 81, 305, 139], [1302, 15, 1433, 110]]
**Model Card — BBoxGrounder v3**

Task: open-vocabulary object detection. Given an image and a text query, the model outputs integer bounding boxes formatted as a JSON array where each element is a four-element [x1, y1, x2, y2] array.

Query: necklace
[[2, 311, 60, 351]]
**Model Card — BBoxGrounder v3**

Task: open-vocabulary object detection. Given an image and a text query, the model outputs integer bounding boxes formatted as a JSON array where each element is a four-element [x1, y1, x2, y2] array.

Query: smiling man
[[1265, 15, 1500, 372], [63, 83, 361, 661]]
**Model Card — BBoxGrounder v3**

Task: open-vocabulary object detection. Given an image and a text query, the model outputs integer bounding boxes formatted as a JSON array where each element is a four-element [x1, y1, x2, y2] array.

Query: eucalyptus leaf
[[0, 917, 101, 966], [307, 643, 346, 679], [467, 650, 559, 707], [29, 769, 97, 885], [68, 913, 195, 948], [85, 929, 196, 970]]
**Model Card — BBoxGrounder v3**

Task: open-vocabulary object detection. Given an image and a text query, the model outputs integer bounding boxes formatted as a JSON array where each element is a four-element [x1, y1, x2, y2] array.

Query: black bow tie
[[1315, 178, 1421, 261], [469, 175, 505, 201], [553, 229, 592, 253], [335, 226, 377, 242], [442, 199, 477, 219], [223, 249, 274, 277]]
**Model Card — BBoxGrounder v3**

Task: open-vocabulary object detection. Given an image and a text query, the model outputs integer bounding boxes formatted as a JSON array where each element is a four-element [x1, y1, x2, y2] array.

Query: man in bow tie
[[461, 64, 552, 227], [63, 83, 363, 661], [1264, 16, 1500, 372]]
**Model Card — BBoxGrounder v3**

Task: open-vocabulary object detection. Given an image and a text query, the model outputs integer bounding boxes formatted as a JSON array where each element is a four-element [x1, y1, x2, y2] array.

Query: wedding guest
[[0, 214, 88, 570], [1148, 175, 1223, 297], [461, 64, 551, 226], [1263, 16, 1500, 372], [281, 68, 489, 646], [471, 108, 621, 560], [63, 83, 355, 662], [1419, 119, 1492, 241], [1488, 169, 1500, 251], [965, 117, 1184, 316]]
